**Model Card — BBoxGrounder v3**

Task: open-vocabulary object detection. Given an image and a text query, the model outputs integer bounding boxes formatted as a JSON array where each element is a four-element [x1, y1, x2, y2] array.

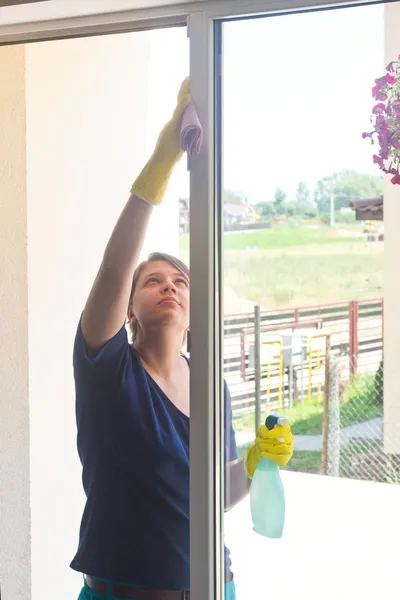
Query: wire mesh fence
[[327, 355, 400, 484], [323, 353, 385, 482]]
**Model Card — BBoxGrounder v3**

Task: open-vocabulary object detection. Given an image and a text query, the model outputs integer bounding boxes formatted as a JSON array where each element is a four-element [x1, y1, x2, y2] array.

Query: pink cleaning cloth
[[180, 101, 203, 170]]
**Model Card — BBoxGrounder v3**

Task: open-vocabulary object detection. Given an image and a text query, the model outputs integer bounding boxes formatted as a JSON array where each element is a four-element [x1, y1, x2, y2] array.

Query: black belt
[[85, 572, 234, 600]]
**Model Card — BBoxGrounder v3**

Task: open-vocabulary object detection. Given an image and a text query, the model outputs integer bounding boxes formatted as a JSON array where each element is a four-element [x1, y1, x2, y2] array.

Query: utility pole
[[330, 193, 335, 227]]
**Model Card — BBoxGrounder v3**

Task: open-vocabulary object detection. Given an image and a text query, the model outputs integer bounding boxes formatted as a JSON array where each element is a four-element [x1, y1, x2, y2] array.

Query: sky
[[222, 4, 384, 203]]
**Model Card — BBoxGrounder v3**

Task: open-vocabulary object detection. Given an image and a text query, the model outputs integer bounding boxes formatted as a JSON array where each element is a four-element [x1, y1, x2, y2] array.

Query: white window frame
[[0, 2, 384, 600], [188, 3, 383, 599]]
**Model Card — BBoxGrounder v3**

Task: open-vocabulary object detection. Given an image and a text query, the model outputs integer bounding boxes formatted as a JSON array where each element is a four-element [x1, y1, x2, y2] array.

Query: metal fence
[[223, 298, 397, 484], [224, 298, 383, 415]]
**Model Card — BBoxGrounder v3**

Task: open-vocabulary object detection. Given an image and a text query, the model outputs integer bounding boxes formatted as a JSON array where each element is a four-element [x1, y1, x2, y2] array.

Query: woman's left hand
[[245, 424, 294, 479]]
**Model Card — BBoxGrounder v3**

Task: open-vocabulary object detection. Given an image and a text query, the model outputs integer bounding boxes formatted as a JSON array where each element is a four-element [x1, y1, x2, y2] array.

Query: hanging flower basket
[[363, 56, 400, 185]]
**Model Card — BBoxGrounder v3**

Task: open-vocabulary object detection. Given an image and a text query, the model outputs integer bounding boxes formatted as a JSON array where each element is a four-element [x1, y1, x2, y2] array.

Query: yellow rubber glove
[[131, 77, 191, 206], [245, 424, 294, 479]]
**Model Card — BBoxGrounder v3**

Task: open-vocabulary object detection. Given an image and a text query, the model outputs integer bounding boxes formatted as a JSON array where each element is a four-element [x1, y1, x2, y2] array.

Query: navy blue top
[[70, 321, 238, 590]]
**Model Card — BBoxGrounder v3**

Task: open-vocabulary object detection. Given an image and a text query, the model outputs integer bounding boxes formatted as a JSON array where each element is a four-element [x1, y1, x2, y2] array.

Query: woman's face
[[129, 260, 190, 340]]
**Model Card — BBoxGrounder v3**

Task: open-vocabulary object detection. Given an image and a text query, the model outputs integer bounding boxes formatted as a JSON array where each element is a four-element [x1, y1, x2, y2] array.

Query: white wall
[[25, 31, 151, 600], [0, 44, 31, 600], [384, 2, 400, 454]]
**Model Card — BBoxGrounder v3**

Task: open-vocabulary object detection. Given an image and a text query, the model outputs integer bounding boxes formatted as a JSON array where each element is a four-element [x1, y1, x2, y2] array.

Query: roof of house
[[223, 203, 249, 217], [180, 197, 260, 218], [349, 196, 383, 220]]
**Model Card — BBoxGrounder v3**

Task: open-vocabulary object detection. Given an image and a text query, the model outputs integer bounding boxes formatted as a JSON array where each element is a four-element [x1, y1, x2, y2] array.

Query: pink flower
[[391, 102, 400, 115], [378, 136, 390, 157], [362, 131, 374, 144], [372, 86, 388, 101], [386, 104, 394, 117], [391, 172, 400, 185], [375, 115, 388, 131], [373, 154, 385, 168], [364, 64, 400, 184], [375, 75, 389, 88], [372, 103, 386, 114], [377, 130, 390, 157]]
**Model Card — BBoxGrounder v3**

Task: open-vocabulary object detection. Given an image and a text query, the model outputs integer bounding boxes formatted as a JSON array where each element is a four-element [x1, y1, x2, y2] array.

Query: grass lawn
[[232, 397, 325, 435], [179, 223, 363, 254], [179, 224, 383, 311], [233, 374, 383, 436]]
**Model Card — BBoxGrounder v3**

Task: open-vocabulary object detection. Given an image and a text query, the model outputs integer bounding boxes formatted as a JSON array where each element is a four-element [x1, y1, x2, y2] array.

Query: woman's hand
[[131, 77, 191, 206], [245, 424, 294, 479], [154, 77, 191, 163]]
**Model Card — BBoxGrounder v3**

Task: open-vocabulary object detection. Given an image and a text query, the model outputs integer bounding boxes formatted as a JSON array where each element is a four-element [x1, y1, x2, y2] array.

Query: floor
[[225, 470, 400, 600]]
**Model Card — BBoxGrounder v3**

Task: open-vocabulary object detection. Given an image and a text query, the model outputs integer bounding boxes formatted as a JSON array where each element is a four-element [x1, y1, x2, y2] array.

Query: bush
[[340, 372, 383, 428], [373, 359, 383, 406], [319, 211, 356, 225]]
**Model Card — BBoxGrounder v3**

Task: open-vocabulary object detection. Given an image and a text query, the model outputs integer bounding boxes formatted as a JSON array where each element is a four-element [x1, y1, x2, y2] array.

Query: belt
[[85, 572, 233, 600]]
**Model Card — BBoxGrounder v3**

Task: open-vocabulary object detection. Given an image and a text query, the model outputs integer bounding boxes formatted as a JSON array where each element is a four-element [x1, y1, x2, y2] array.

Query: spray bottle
[[250, 414, 288, 539]]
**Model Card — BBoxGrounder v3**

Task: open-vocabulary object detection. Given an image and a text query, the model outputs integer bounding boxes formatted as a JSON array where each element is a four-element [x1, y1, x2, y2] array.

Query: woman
[[72, 78, 293, 600]]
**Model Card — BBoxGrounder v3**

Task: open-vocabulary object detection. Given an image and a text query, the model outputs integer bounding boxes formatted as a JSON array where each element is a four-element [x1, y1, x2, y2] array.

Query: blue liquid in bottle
[[250, 414, 288, 539]]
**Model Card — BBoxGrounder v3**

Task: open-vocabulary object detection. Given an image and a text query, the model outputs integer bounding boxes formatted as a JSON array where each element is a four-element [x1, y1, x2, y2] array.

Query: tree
[[256, 201, 275, 218], [223, 189, 244, 205], [303, 207, 318, 219], [314, 178, 329, 213], [274, 188, 287, 214], [296, 181, 312, 209], [282, 202, 301, 217], [314, 170, 384, 214]]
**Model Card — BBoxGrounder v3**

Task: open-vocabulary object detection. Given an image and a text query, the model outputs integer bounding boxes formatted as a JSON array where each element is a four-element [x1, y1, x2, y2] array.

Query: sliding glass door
[[189, 2, 400, 599]]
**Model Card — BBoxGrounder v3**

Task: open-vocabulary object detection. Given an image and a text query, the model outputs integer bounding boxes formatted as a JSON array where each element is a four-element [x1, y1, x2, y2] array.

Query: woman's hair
[[128, 252, 190, 343]]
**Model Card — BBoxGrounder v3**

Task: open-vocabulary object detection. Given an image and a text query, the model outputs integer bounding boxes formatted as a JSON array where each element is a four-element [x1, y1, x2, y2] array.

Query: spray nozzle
[[265, 414, 288, 442]]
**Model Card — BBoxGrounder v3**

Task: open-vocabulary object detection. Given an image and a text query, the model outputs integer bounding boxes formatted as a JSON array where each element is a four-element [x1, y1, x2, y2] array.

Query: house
[[180, 197, 261, 232], [223, 202, 249, 228], [349, 196, 384, 241], [349, 196, 383, 221]]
